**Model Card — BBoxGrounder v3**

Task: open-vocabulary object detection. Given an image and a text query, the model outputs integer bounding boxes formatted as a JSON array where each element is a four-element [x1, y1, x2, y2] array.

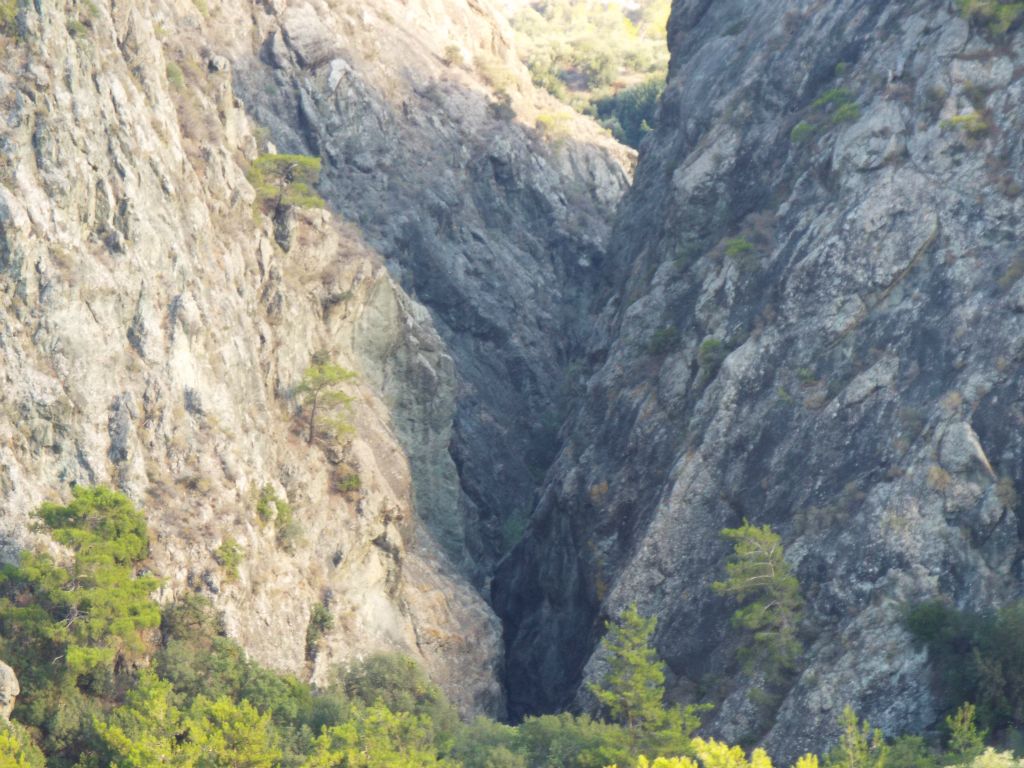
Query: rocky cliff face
[[495, 0, 1024, 755], [0, 0, 627, 716], [220, 0, 631, 577]]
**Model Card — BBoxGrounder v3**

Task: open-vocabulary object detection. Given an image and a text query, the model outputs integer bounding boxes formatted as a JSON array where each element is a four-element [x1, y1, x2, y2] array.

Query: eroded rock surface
[[495, 0, 1024, 754]]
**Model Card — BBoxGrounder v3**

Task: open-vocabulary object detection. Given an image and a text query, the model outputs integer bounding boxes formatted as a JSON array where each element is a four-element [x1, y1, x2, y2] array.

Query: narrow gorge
[[1, 0, 1024, 763]]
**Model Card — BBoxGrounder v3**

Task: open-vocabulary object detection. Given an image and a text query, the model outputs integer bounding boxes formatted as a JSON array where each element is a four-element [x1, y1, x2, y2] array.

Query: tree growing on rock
[[295, 355, 357, 445], [247, 154, 325, 217], [713, 520, 803, 681]]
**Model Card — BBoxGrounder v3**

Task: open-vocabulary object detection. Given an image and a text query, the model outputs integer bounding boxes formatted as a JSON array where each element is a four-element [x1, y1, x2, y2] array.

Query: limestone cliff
[[495, 0, 1024, 755], [0, 0, 627, 716]]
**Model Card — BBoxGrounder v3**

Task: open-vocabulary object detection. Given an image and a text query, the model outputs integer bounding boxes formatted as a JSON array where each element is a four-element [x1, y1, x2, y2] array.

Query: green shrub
[[0, 0, 17, 37], [832, 101, 860, 124], [305, 603, 333, 660], [942, 111, 990, 137], [335, 473, 361, 493], [812, 87, 853, 109], [66, 19, 88, 37], [725, 237, 759, 271], [907, 600, 1024, 732], [443, 44, 463, 67], [165, 61, 185, 90], [790, 121, 817, 143], [698, 337, 728, 372], [213, 537, 243, 580], [595, 77, 664, 149]]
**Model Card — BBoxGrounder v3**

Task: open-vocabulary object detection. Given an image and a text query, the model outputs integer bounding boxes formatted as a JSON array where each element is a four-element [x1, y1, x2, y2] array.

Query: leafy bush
[[305, 603, 333, 661], [942, 112, 990, 138], [790, 122, 817, 143], [166, 61, 185, 90], [697, 338, 728, 373], [213, 538, 243, 580], [334, 473, 361, 493]]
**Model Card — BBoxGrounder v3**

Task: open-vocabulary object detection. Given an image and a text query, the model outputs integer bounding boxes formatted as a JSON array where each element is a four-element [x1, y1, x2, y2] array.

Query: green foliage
[[510, 0, 669, 135], [166, 61, 185, 90], [214, 538, 243, 580], [697, 338, 728, 374], [96, 672, 282, 768], [724, 238, 759, 271], [296, 356, 357, 446], [825, 708, 887, 768], [832, 102, 860, 124], [713, 521, 803, 680], [956, 0, 1024, 34], [340, 652, 458, 745], [947, 703, 987, 765], [790, 122, 817, 144], [254, 485, 300, 549], [0, 725, 43, 768], [334, 474, 361, 494], [586, 604, 701, 758], [941, 112, 990, 138], [595, 77, 664, 148], [247, 154, 325, 215], [647, 326, 680, 356], [0, 487, 161, 764], [66, 19, 88, 37], [0, 0, 16, 37], [518, 712, 636, 768], [906, 600, 1024, 733], [305, 603, 333, 661], [0, 486, 160, 684], [304, 702, 456, 767], [588, 604, 666, 734], [812, 88, 853, 110]]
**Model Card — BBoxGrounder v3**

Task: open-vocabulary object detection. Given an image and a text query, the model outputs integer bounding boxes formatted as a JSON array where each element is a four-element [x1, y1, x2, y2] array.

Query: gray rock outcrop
[[0, 661, 18, 720], [495, 0, 1024, 756]]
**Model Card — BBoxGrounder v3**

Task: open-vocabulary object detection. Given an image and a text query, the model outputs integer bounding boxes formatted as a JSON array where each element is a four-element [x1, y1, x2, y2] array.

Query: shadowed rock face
[[495, 0, 1024, 755], [226, 0, 631, 580]]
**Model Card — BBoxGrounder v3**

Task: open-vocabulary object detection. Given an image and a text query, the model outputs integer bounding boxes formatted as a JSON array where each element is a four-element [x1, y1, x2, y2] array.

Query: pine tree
[[713, 520, 803, 678], [946, 703, 986, 765], [588, 604, 667, 737], [246, 154, 325, 216], [295, 355, 357, 445]]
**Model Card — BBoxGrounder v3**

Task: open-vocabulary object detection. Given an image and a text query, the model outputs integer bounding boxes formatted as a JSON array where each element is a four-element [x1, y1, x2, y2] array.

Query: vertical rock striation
[[496, 0, 1024, 755]]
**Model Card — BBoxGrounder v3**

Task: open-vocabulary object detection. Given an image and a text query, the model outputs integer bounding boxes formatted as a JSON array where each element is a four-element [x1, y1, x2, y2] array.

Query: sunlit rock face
[[0, 0, 629, 717], [495, 0, 1024, 756]]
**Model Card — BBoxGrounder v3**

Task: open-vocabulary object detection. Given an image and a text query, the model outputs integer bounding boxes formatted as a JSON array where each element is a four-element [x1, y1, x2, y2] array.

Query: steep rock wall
[[496, 0, 1024, 755], [0, 0, 511, 715], [215, 0, 632, 576]]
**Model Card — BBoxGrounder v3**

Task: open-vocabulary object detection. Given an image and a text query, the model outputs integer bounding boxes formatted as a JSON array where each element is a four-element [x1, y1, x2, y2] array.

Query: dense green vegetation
[[3, 488, 1024, 768], [508, 0, 669, 147], [907, 600, 1024, 739]]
